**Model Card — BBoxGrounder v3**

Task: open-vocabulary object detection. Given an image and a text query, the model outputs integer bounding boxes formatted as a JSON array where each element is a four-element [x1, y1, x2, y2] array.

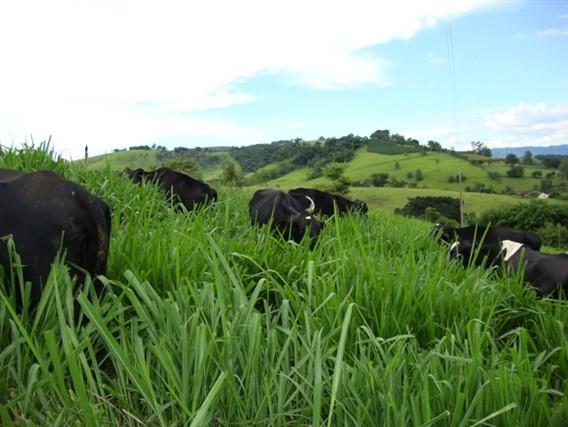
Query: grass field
[[1, 147, 567, 425], [262, 148, 563, 194]]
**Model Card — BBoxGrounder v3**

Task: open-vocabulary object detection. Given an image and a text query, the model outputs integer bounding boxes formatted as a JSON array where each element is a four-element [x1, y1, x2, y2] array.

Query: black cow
[[289, 188, 367, 217], [434, 224, 542, 250], [127, 167, 217, 211], [249, 188, 323, 246], [0, 169, 111, 309], [451, 239, 568, 297]]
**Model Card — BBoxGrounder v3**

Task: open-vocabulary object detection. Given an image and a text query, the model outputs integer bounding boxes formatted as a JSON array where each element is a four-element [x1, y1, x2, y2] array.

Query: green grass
[[262, 148, 563, 194], [82, 149, 232, 181], [85, 149, 162, 171], [1, 146, 567, 425]]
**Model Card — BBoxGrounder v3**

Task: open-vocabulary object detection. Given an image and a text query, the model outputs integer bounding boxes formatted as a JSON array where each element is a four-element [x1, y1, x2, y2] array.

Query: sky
[[0, 0, 567, 159]]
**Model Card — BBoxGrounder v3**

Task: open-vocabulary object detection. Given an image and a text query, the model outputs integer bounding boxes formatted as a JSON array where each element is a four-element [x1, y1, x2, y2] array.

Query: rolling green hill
[[262, 147, 562, 194], [84, 149, 233, 180], [84, 144, 567, 216]]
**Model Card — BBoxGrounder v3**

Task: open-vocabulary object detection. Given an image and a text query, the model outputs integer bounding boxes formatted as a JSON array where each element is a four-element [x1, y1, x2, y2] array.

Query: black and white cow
[[451, 239, 568, 297], [249, 188, 323, 246], [434, 224, 542, 250], [0, 169, 112, 309], [127, 167, 217, 211], [289, 188, 367, 217]]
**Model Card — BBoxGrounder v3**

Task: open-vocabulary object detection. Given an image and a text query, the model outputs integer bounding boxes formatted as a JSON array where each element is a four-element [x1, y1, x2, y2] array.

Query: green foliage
[[506, 165, 525, 178], [505, 153, 520, 165], [323, 163, 350, 194], [164, 157, 202, 178], [540, 179, 554, 193], [532, 170, 543, 178], [522, 151, 534, 165], [395, 196, 461, 222], [231, 136, 364, 174], [480, 200, 568, 247], [1, 155, 567, 424], [0, 140, 68, 175], [367, 173, 389, 187], [471, 141, 492, 157], [487, 171, 502, 182], [465, 182, 495, 194], [536, 222, 568, 248], [448, 174, 466, 183], [427, 140, 443, 151], [220, 160, 244, 186]]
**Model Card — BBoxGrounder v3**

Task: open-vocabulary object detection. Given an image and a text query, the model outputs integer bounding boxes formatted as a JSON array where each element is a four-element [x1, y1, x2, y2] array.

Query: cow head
[[352, 199, 368, 215], [449, 239, 504, 268], [289, 212, 323, 247], [432, 223, 455, 243], [127, 168, 148, 183]]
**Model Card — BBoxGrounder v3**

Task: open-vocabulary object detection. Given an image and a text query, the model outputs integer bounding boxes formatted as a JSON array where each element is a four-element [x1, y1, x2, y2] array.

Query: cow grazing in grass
[[450, 239, 568, 297], [434, 224, 542, 250], [127, 167, 217, 211], [249, 188, 323, 247], [0, 169, 111, 309], [289, 188, 367, 217]]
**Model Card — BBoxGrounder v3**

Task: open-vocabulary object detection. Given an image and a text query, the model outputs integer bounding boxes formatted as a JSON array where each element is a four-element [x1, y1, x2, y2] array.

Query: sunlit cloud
[[485, 102, 568, 147], [0, 0, 497, 156], [537, 28, 568, 37]]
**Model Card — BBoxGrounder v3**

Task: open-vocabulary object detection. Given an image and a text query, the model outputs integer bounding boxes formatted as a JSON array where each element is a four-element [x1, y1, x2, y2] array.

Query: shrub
[[395, 196, 461, 222], [368, 173, 389, 187], [479, 200, 568, 247], [506, 165, 524, 178], [487, 171, 502, 181]]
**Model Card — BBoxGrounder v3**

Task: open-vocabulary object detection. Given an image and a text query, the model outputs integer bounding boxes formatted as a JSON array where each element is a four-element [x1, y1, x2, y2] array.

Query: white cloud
[[485, 102, 568, 147], [401, 126, 473, 149], [0, 0, 494, 156], [537, 28, 568, 37]]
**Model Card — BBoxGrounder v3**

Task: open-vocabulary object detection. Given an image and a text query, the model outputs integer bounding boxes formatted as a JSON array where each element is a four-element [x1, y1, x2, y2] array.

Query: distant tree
[[427, 140, 443, 152], [415, 169, 424, 181], [471, 141, 491, 157], [560, 159, 568, 179], [394, 161, 401, 170], [406, 171, 414, 180], [540, 178, 553, 193], [505, 153, 520, 165], [487, 171, 502, 181], [221, 160, 244, 186], [324, 163, 351, 194], [531, 170, 542, 178], [370, 129, 390, 140], [522, 151, 534, 165], [395, 196, 461, 222], [506, 165, 525, 178], [165, 157, 202, 178], [537, 156, 563, 168], [560, 159, 568, 190], [368, 173, 389, 187]]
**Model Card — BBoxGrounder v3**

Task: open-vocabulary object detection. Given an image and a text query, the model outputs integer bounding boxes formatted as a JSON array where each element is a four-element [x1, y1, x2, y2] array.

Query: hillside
[[84, 149, 233, 181], [260, 147, 564, 194], [84, 143, 568, 217]]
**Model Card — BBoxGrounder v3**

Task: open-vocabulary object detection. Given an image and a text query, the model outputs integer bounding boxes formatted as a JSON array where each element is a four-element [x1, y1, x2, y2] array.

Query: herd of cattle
[[0, 166, 566, 315]]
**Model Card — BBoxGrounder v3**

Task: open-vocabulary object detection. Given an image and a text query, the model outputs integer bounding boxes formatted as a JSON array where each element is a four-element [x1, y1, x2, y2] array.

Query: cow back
[[0, 169, 111, 308]]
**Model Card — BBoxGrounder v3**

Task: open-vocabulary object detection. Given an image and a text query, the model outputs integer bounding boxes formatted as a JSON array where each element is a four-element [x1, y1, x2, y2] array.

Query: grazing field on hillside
[[264, 148, 563, 194], [1, 148, 567, 425]]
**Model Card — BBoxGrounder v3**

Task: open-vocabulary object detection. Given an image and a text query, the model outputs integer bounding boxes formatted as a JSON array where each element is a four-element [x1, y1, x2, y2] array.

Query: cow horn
[[305, 196, 315, 214]]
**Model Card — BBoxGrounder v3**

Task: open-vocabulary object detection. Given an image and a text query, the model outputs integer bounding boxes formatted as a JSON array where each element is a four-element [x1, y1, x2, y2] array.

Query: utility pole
[[458, 167, 464, 226], [85, 145, 89, 164]]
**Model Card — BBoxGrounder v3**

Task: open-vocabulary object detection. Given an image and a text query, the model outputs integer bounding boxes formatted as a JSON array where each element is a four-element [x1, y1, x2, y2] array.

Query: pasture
[[1, 149, 567, 426]]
